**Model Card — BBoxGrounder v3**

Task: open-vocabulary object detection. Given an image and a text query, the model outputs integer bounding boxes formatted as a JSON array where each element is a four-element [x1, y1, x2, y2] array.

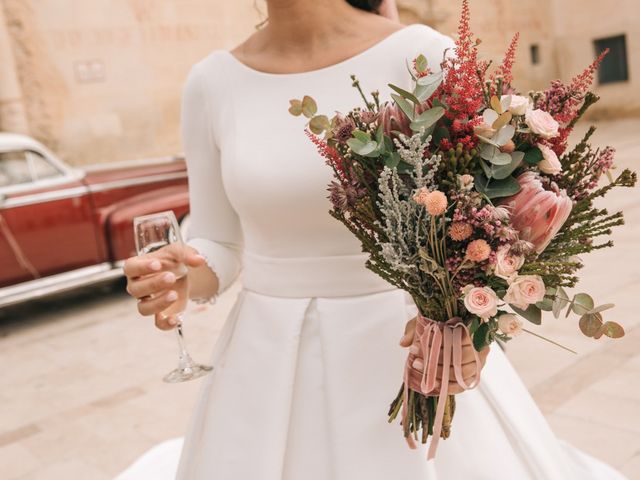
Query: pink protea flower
[[466, 239, 491, 262], [501, 172, 573, 254], [379, 101, 412, 137]]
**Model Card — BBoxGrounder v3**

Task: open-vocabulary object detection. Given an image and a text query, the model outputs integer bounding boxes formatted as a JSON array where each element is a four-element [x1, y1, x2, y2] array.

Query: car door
[[0, 148, 102, 287]]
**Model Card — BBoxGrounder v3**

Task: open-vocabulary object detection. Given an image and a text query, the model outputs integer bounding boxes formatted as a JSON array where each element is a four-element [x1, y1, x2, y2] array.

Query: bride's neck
[[263, 0, 369, 52]]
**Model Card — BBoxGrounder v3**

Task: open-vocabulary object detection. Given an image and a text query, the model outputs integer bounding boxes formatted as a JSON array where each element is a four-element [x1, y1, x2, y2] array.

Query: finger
[[123, 255, 162, 279], [154, 312, 178, 331], [136, 289, 178, 316], [127, 271, 176, 299], [399, 318, 416, 347], [184, 251, 207, 268]]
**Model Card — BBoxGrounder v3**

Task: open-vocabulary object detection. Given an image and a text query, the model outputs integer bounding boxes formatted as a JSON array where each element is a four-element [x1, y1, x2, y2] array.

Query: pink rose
[[504, 274, 546, 310], [494, 245, 524, 280], [497, 313, 523, 336], [537, 143, 562, 175], [463, 285, 500, 319], [502, 94, 530, 116], [525, 108, 560, 139]]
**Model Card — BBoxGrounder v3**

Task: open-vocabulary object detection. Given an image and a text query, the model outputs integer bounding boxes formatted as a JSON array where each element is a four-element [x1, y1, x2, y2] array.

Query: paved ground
[[0, 119, 638, 479]]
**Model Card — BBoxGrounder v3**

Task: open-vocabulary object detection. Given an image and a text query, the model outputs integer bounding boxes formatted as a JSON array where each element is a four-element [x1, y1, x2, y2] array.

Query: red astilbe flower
[[305, 130, 348, 182], [437, 0, 484, 120], [491, 32, 520, 87]]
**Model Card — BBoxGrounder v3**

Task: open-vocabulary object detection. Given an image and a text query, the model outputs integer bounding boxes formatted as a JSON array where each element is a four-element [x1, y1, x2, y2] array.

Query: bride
[[120, 0, 627, 478]]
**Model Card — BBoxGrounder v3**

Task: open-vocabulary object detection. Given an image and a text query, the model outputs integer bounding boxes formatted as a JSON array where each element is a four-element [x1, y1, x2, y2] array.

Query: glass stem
[[174, 314, 194, 369]]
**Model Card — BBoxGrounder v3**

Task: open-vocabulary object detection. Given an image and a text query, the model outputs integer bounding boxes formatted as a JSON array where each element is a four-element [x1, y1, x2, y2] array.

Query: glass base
[[163, 363, 213, 383]]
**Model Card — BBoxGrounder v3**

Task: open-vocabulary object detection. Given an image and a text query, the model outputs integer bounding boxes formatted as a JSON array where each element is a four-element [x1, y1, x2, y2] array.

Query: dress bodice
[[180, 24, 455, 296]]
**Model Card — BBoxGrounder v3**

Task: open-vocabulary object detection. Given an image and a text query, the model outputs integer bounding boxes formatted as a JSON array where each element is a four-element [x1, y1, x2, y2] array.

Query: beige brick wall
[[0, 0, 636, 166], [0, 0, 261, 165], [399, 0, 639, 118]]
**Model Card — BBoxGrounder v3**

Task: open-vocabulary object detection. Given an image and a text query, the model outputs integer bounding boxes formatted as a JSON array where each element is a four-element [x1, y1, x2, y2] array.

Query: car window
[[28, 150, 63, 181], [0, 150, 31, 187]]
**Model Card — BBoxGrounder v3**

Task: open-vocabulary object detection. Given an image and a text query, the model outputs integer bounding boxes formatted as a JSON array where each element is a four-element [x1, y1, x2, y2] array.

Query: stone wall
[[0, 0, 636, 165], [0, 0, 261, 165]]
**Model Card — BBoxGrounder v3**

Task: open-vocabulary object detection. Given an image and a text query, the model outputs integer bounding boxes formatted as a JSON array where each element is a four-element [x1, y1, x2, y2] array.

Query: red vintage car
[[0, 132, 190, 307]]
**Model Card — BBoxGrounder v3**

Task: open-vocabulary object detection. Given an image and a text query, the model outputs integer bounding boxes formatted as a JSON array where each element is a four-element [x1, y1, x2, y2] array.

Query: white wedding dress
[[117, 24, 627, 480]]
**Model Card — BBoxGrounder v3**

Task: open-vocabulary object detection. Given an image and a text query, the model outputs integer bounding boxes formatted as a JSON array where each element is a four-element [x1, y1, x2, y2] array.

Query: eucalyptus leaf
[[301, 95, 317, 118], [536, 297, 554, 312], [601, 321, 625, 338], [588, 303, 615, 314], [490, 152, 514, 166], [352, 130, 371, 143], [415, 72, 443, 101], [491, 151, 524, 180], [579, 312, 603, 337], [308, 115, 330, 134], [511, 304, 542, 325], [572, 293, 595, 315], [493, 124, 515, 147], [416, 70, 443, 87], [288, 99, 303, 116], [388, 83, 420, 105], [346, 138, 377, 156], [492, 112, 513, 132], [410, 106, 445, 132], [480, 159, 492, 178], [552, 286, 569, 319], [480, 144, 498, 161], [390, 93, 415, 121], [414, 54, 428, 73], [490, 96, 503, 114]]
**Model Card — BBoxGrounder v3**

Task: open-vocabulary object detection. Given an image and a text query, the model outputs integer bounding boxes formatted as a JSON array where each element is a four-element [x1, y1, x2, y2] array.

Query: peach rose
[[497, 313, 524, 336], [537, 143, 562, 175], [502, 94, 530, 116], [463, 285, 500, 319], [525, 108, 559, 139], [504, 274, 546, 309], [494, 245, 524, 280], [466, 239, 491, 262]]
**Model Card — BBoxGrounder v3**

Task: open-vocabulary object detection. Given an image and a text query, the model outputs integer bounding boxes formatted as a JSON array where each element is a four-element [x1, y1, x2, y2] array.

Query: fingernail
[[409, 344, 420, 355], [166, 290, 177, 301], [168, 316, 178, 326], [398, 335, 407, 345], [150, 260, 161, 270], [194, 254, 206, 261], [162, 272, 175, 283]]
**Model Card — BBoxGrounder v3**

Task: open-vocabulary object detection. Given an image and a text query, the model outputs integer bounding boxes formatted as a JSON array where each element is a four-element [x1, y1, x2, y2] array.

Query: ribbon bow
[[401, 313, 481, 460]]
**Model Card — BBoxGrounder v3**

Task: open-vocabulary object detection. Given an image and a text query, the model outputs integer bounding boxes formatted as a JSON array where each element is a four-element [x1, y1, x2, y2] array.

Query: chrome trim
[[1, 171, 187, 209], [87, 171, 187, 193], [2, 185, 89, 208], [83, 155, 184, 172], [0, 263, 124, 308]]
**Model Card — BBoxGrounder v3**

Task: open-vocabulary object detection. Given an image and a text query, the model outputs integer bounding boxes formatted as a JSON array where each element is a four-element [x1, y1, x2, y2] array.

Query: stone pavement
[[0, 119, 638, 479]]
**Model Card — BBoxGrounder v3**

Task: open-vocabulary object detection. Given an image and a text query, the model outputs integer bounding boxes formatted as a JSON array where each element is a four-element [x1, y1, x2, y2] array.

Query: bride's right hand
[[123, 243, 206, 330]]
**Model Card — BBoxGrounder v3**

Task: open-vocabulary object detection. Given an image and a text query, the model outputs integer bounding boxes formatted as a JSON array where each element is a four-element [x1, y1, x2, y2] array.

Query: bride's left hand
[[399, 316, 491, 394]]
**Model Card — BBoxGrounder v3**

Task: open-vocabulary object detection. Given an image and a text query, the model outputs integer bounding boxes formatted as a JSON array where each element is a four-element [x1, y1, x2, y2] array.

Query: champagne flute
[[133, 210, 213, 383]]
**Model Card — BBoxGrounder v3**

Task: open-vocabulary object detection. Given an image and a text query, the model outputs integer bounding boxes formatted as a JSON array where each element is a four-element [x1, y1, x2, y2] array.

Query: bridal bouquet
[[288, 0, 636, 459]]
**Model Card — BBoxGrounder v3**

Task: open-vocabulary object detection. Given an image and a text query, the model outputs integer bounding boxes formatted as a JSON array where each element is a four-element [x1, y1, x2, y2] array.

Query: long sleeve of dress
[[180, 63, 244, 299]]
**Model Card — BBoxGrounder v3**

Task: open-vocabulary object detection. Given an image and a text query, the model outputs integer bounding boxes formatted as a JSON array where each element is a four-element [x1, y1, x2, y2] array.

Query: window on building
[[594, 35, 629, 84], [530, 44, 540, 65]]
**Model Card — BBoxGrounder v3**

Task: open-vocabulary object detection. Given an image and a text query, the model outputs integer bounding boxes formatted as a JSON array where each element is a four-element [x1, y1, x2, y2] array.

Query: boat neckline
[[222, 23, 423, 78]]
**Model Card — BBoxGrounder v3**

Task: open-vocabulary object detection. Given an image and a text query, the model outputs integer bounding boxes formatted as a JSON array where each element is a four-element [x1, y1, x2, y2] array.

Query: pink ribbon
[[400, 313, 481, 460]]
